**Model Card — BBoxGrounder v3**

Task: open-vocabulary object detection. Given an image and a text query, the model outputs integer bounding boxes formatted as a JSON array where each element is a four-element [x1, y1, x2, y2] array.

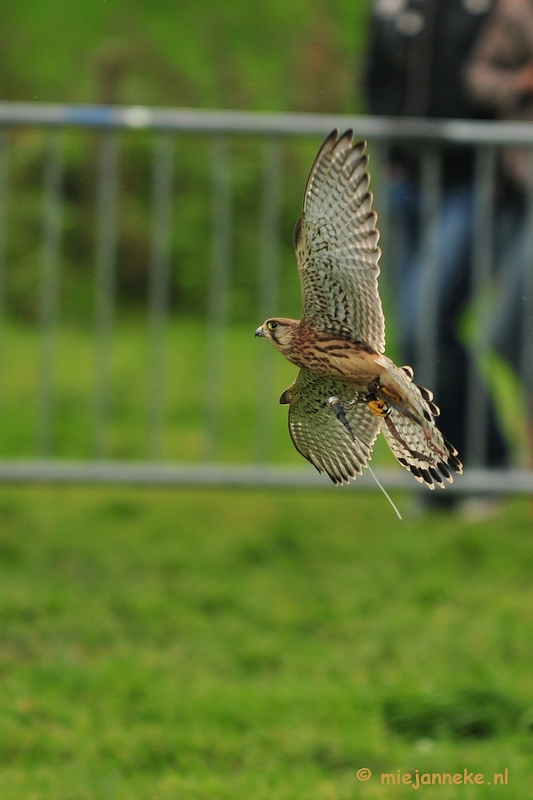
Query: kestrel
[[255, 130, 462, 490]]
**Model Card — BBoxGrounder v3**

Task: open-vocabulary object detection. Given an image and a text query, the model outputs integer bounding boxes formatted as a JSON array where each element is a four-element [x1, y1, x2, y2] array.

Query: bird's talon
[[367, 398, 390, 418]]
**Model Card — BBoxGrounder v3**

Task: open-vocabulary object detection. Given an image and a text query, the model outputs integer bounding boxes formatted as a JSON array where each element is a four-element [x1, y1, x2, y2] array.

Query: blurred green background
[[2, 0, 371, 325], [0, 2, 532, 798], [1, 0, 370, 111]]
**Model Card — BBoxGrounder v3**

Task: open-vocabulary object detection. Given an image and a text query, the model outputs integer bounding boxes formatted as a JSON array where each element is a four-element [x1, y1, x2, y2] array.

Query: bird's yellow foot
[[367, 398, 390, 418]]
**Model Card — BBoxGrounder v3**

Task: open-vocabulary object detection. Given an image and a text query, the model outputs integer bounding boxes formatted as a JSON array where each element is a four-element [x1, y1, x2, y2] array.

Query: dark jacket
[[363, 0, 495, 182]]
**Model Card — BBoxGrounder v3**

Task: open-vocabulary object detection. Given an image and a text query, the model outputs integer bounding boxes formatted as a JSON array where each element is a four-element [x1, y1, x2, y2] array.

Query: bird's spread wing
[[283, 368, 381, 485], [294, 130, 385, 352]]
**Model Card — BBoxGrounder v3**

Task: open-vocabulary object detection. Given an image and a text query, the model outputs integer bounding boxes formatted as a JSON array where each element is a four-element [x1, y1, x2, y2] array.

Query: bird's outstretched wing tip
[[337, 128, 354, 145], [293, 217, 302, 249], [333, 129, 368, 154], [313, 130, 368, 172]]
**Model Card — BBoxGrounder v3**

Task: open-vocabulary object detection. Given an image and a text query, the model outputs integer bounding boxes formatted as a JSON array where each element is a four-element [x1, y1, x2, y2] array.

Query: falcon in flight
[[255, 130, 462, 489]]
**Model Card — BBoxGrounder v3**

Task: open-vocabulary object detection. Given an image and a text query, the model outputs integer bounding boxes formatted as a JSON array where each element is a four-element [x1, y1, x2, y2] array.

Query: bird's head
[[255, 318, 299, 354]]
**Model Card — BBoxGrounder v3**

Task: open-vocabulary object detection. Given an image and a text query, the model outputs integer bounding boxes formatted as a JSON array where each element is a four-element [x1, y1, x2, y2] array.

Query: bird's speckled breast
[[285, 326, 390, 386]]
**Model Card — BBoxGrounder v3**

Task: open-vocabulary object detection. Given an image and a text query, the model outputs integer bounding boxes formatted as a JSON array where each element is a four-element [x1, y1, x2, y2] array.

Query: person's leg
[[434, 185, 508, 466], [491, 202, 527, 371], [388, 177, 421, 363], [392, 181, 508, 468], [490, 199, 533, 465]]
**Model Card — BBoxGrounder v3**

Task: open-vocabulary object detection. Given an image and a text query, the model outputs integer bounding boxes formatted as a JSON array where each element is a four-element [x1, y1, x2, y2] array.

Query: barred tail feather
[[379, 408, 462, 490]]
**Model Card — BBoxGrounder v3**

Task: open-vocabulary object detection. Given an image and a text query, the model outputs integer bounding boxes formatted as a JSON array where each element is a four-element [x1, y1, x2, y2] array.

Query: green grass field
[[0, 485, 531, 798], [0, 319, 530, 798]]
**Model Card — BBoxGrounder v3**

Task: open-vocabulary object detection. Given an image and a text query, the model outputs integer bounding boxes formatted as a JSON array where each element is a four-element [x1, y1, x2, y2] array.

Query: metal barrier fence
[[0, 101, 533, 493]]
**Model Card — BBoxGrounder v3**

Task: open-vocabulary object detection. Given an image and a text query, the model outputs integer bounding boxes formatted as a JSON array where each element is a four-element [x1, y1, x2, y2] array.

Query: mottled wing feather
[[286, 368, 381, 485], [294, 130, 385, 352]]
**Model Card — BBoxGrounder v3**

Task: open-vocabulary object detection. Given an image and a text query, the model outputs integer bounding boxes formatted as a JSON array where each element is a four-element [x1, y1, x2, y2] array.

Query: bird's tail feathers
[[377, 365, 463, 490]]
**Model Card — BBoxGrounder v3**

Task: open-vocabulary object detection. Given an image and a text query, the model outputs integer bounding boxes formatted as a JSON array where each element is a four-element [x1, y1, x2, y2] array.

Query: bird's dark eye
[[267, 320, 280, 331]]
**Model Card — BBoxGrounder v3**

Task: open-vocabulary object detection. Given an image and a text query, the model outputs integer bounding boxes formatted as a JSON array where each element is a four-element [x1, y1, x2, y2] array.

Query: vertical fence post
[[203, 138, 231, 460], [255, 138, 282, 462], [0, 132, 8, 443], [37, 133, 63, 456], [522, 148, 533, 463], [93, 132, 120, 459], [370, 142, 391, 272], [370, 142, 396, 335], [146, 133, 174, 460], [416, 145, 442, 392], [465, 145, 495, 467]]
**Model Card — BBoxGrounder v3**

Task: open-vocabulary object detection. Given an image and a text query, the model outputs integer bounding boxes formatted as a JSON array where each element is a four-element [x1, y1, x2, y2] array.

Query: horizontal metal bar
[[1, 102, 533, 145], [0, 460, 530, 493]]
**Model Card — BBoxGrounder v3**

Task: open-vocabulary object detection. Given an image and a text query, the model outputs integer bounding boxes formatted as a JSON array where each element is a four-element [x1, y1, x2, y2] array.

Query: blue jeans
[[389, 177, 508, 467]]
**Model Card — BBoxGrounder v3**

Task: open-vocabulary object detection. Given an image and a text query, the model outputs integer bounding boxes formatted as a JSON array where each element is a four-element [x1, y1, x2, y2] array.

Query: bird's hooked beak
[[255, 325, 265, 338]]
